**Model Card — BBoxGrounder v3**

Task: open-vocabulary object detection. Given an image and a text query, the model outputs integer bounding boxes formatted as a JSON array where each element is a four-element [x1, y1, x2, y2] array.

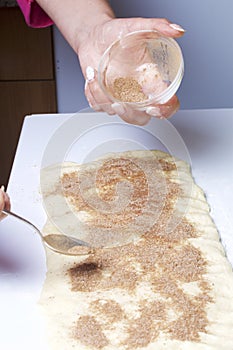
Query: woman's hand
[[77, 17, 185, 125], [35, 1, 185, 125], [0, 186, 11, 221]]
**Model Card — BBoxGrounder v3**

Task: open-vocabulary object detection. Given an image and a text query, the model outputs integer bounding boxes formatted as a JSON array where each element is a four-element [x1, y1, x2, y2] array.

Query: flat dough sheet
[[39, 150, 233, 349]]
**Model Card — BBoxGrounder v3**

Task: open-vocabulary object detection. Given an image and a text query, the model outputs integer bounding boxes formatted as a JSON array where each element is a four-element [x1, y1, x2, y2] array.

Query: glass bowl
[[98, 30, 184, 109]]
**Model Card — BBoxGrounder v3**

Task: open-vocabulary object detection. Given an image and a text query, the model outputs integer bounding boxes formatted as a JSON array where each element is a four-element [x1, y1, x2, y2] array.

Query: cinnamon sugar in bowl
[[98, 30, 184, 110]]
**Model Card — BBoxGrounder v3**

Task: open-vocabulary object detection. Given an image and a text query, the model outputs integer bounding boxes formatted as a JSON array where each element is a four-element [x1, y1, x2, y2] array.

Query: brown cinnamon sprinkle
[[111, 77, 147, 102], [62, 153, 213, 349], [125, 300, 166, 348], [74, 315, 108, 349], [90, 299, 124, 324]]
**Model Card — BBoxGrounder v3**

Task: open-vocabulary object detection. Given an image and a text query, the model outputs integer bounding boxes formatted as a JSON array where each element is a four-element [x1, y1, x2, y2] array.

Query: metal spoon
[[2, 209, 91, 256]]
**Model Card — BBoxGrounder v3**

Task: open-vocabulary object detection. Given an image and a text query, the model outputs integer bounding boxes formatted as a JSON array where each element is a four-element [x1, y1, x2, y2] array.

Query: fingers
[[113, 95, 179, 125], [111, 103, 151, 125], [118, 17, 186, 39], [86, 76, 151, 125], [0, 189, 4, 212], [0, 186, 10, 210], [151, 19, 186, 38], [5, 193, 10, 211], [0, 186, 11, 221], [85, 66, 116, 115], [82, 15, 183, 125], [146, 95, 180, 119], [85, 64, 179, 125]]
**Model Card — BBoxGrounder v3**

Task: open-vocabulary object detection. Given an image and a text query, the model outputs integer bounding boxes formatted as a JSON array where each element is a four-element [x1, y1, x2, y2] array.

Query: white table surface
[[0, 109, 232, 349]]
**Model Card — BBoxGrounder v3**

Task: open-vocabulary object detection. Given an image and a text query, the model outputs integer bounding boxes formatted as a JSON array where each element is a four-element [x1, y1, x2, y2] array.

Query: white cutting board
[[0, 109, 232, 349]]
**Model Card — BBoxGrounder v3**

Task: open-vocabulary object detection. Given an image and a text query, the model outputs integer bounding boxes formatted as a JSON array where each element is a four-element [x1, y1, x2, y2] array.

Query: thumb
[[0, 186, 10, 212], [0, 190, 4, 211], [118, 17, 185, 39]]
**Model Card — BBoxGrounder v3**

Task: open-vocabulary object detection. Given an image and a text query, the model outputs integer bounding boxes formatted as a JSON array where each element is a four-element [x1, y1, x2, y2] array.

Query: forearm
[[36, 0, 115, 52]]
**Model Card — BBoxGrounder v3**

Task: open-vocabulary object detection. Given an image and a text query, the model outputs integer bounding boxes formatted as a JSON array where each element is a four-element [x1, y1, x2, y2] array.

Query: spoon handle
[[2, 209, 43, 238]]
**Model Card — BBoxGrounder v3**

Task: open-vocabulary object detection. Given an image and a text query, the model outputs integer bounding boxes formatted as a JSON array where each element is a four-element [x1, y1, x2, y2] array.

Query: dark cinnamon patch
[[68, 262, 102, 292]]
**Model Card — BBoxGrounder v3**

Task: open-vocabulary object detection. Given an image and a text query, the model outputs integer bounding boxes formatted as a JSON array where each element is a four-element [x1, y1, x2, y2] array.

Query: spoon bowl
[[2, 209, 92, 256]]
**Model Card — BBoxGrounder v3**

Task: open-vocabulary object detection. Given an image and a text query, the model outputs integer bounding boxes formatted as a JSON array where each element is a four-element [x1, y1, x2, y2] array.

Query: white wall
[[53, 0, 233, 113]]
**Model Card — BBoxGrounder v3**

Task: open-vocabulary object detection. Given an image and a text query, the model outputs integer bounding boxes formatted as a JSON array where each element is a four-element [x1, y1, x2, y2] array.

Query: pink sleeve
[[16, 0, 53, 28]]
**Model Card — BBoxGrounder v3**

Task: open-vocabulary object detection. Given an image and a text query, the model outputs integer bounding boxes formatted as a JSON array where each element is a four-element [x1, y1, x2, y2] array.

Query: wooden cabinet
[[0, 7, 57, 186]]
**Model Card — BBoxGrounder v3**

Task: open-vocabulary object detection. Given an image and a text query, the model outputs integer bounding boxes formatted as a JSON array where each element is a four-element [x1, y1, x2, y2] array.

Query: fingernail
[[169, 23, 186, 32], [0, 185, 5, 192], [88, 100, 94, 108], [86, 66, 95, 81], [88, 100, 101, 111], [111, 102, 125, 115], [146, 107, 161, 116], [84, 80, 88, 91]]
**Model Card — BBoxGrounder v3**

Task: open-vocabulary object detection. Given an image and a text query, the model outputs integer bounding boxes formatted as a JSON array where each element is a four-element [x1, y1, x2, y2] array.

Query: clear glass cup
[[98, 30, 184, 110]]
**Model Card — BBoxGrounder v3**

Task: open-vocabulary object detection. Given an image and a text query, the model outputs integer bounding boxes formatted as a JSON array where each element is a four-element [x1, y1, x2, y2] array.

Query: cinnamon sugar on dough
[[39, 150, 233, 350]]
